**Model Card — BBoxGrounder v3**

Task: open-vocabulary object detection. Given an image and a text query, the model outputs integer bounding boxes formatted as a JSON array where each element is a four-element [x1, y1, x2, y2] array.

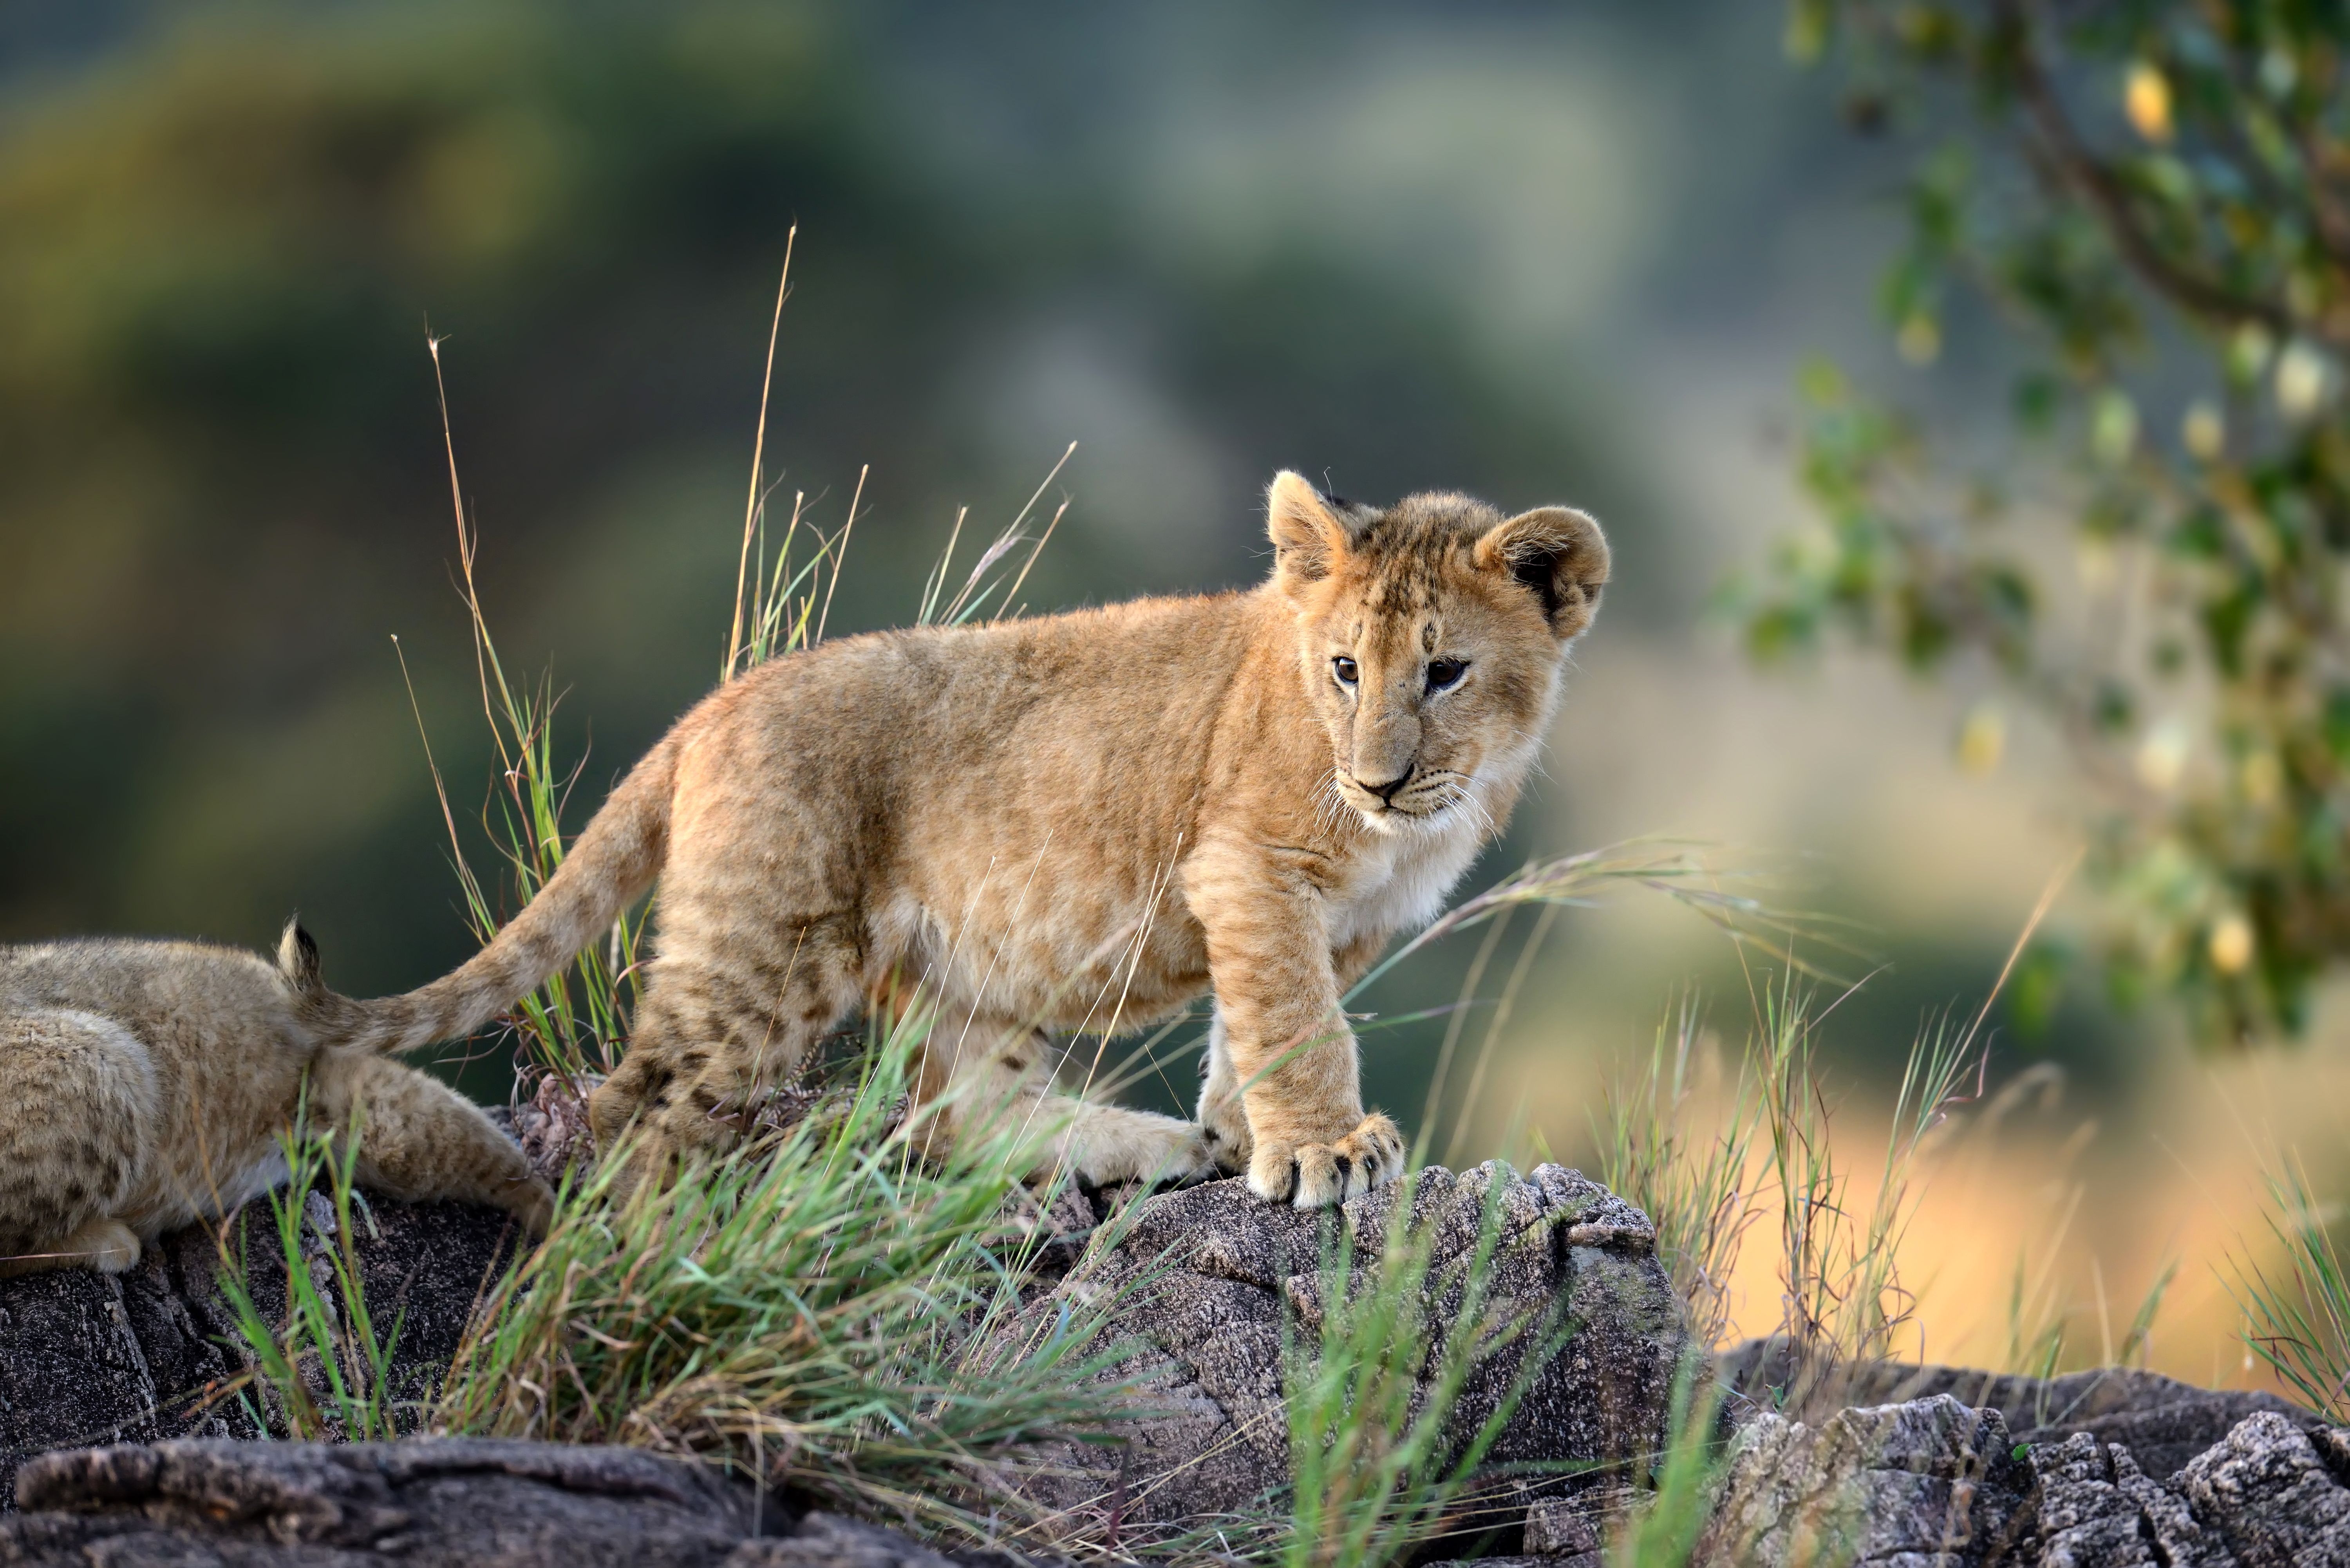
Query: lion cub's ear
[[1266, 471, 1354, 596], [1473, 506, 1610, 639]]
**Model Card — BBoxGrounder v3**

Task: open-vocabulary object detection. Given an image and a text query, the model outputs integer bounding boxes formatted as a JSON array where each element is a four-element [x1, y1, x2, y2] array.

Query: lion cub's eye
[[1332, 656, 1359, 687], [1426, 658, 1469, 692]]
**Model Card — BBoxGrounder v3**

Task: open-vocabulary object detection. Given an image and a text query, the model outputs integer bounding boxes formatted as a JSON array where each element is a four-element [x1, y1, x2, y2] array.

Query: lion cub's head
[[1264, 470, 1609, 833]]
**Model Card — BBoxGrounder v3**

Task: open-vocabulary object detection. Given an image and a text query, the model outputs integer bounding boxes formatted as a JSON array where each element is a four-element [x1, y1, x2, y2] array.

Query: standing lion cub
[[0, 925, 551, 1275], [326, 473, 1608, 1207]]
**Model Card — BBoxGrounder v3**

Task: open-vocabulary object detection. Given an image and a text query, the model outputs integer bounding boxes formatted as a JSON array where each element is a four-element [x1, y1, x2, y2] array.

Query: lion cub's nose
[[1356, 773, 1412, 803]]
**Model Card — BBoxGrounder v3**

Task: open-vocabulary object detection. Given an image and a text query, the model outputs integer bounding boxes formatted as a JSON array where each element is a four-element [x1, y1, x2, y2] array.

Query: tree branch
[[1998, 0, 2301, 341]]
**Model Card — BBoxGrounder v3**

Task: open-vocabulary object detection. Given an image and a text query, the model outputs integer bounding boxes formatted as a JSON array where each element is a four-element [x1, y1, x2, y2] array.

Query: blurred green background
[[5, 0, 2332, 1374]]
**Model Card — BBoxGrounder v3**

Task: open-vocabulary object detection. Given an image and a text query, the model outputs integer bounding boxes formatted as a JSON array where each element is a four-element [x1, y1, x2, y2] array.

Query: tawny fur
[[329, 474, 1609, 1207], [0, 925, 551, 1275]]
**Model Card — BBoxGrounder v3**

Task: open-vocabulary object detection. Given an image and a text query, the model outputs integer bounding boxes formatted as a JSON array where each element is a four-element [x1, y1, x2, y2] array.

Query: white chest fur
[[1328, 810, 1486, 950]]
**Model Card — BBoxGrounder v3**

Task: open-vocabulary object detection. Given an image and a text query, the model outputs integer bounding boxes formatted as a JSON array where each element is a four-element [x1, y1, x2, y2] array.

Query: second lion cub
[[329, 473, 1608, 1206], [0, 925, 550, 1275]]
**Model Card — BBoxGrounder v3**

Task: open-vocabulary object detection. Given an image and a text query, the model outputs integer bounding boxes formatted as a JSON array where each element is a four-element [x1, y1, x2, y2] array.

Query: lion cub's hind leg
[[47, 1216, 141, 1274], [588, 918, 862, 1187], [309, 1052, 554, 1234], [916, 1021, 1219, 1190], [0, 1008, 155, 1276]]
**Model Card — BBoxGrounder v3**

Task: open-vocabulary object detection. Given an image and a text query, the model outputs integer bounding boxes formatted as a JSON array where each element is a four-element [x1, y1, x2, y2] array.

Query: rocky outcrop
[[4, 1157, 2348, 1563], [0, 1198, 522, 1506], [0, 1156, 1681, 1545], [0, 1436, 1021, 1566], [2035, 1413, 2350, 1567], [1011, 1161, 1687, 1536], [7, 1409, 2343, 1564], [1693, 1397, 2350, 1567], [1718, 1340, 2319, 1483], [1697, 1395, 2038, 1565]]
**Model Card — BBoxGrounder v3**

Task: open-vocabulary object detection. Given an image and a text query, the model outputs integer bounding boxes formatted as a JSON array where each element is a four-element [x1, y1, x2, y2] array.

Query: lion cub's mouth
[[1339, 771, 1478, 831]]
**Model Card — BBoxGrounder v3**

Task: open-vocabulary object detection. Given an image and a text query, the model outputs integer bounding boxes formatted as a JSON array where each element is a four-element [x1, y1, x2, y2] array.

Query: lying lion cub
[[0, 925, 551, 1274], [326, 473, 1608, 1207]]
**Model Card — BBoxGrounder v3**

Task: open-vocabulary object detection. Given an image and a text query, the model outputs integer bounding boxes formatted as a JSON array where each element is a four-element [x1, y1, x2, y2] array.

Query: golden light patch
[[1956, 702, 2006, 776], [2125, 61, 2173, 143], [2210, 914, 2254, 976]]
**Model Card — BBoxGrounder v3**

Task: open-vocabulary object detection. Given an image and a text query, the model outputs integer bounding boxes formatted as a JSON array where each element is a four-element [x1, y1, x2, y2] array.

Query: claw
[[1246, 1112, 1406, 1208]]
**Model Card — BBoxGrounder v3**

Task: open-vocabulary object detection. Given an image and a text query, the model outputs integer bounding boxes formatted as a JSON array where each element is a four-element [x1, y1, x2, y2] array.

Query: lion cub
[[0, 925, 550, 1275], [327, 473, 1607, 1207]]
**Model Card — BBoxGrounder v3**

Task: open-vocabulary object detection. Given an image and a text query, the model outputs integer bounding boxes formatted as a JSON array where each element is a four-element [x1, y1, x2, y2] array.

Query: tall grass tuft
[[1597, 976, 1977, 1411], [431, 1006, 1132, 1533], [1753, 860, 2076, 1406], [403, 335, 651, 1090], [1756, 979, 1979, 1410], [213, 1096, 407, 1441], [2228, 1153, 2350, 1422], [1598, 997, 1761, 1353]]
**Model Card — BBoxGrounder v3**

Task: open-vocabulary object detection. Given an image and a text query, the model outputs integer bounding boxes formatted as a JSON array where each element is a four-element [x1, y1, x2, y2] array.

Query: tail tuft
[[277, 918, 325, 996]]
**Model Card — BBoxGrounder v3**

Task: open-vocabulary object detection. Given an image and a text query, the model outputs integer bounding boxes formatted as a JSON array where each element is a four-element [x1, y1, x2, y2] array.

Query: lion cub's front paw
[[1069, 1116, 1226, 1188], [1246, 1113, 1406, 1208]]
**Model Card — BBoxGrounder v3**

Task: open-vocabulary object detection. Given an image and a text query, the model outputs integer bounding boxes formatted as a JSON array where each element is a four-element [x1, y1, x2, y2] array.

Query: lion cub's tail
[[297, 737, 680, 1055]]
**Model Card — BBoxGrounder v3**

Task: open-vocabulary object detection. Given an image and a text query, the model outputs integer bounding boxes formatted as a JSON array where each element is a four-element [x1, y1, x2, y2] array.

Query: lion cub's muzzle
[[1341, 766, 1478, 825]]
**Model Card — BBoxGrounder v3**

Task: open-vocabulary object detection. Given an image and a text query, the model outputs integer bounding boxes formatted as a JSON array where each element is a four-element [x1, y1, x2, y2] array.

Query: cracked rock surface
[[1697, 1395, 2039, 1566], [1719, 1341, 2317, 1483], [1694, 1398, 2350, 1567]]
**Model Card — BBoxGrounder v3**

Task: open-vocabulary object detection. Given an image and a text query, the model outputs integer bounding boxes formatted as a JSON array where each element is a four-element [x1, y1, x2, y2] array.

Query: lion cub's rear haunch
[[0, 928, 550, 1275], [342, 473, 1609, 1207]]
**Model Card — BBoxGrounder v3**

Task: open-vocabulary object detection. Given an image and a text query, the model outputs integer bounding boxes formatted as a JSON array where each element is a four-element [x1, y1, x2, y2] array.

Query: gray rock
[[1720, 1342, 2313, 1481], [1522, 1488, 1614, 1566], [0, 1438, 1049, 1568], [2175, 1411, 2350, 1566], [2025, 1429, 2232, 1568], [2026, 1411, 2350, 1567], [0, 1436, 750, 1565], [1522, 1493, 1606, 1556], [14, 1157, 2347, 1565], [2030, 1432, 2160, 1568], [0, 1159, 1680, 1553], [1696, 1395, 2037, 1567], [1704, 1396, 2350, 1568], [1008, 1162, 1685, 1536], [0, 1199, 522, 1507], [722, 1512, 989, 1566], [2320, 1426, 2350, 1485]]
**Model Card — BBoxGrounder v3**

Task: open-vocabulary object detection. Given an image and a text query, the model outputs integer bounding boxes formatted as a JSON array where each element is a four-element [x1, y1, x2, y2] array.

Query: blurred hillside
[[3, 1, 2341, 1383]]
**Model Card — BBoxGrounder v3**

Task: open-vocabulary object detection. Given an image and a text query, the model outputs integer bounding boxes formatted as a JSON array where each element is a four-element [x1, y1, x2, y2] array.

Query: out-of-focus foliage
[[0, 2, 939, 969], [1747, 0, 2350, 1043]]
